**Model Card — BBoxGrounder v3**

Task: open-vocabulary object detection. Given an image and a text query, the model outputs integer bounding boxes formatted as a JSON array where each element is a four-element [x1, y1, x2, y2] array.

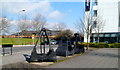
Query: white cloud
[[1, 0, 38, 2], [1, 1, 52, 16], [48, 10, 63, 19], [1, 0, 29, 2], [45, 22, 78, 33], [26, 1, 52, 14], [45, 22, 56, 29]]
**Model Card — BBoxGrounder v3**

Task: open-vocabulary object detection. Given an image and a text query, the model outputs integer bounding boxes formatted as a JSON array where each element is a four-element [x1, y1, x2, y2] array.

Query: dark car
[[41, 41, 49, 45]]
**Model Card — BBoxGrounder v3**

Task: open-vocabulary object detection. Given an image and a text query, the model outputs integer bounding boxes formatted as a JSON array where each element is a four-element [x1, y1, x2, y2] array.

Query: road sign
[[32, 35, 34, 39]]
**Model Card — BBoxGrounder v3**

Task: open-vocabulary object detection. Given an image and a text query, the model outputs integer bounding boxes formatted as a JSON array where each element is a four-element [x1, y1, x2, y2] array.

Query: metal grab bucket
[[30, 48, 56, 62], [74, 33, 85, 54], [29, 28, 57, 62], [56, 37, 74, 57]]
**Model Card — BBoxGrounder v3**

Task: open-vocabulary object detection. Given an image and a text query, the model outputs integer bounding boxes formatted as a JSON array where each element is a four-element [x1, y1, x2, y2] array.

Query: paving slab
[[46, 48, 119, 68], [1, 46, 57, 66], [1, 48, 119, 69]]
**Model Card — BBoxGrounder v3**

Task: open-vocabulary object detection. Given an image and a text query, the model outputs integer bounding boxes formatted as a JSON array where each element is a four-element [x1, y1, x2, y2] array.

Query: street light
[[17, 9, 25, 45]]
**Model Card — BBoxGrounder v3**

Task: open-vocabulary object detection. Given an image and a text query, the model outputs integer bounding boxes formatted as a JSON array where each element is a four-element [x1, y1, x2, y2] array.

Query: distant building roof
[[11, 29, 61, 36]]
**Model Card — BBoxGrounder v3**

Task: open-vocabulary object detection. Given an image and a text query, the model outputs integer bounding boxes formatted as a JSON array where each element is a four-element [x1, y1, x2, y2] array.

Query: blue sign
[[85, 0, 90, 11]]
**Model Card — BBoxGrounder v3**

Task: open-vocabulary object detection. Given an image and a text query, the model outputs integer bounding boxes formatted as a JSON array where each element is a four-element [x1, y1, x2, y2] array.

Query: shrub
[[108, 44, 113, 48], [81, 42, 87, 47], [89, 43, 97, 47], [78, 42, 86, 47], [110, 43, 120, 48], [78, 42, 120, 48], [78, 42, 97, 47], [96, 42, 109, 48]]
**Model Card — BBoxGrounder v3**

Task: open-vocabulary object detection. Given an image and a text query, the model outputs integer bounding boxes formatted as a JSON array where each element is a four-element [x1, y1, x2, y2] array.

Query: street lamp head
[[18, 9, 26, 13], [22, 9, 25, 12]]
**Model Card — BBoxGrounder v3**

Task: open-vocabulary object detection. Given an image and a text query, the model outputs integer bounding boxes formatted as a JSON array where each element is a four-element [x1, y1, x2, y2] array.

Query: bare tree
[[76, 12, 93, 50], [76, 11, 105, 49], [32, 14, 47, 35], [55, 29, 73, 41], [0, 16, 11, 35], [76, 18, 85, 36], [92, 16, 105, 43], [57, 29, 73, 37], [18, 16, 31, 36], [54, 22, 66, 31]]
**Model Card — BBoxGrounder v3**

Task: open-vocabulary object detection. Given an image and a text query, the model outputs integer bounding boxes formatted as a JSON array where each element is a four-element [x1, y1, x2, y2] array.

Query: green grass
[[1, 38, 38, 45]]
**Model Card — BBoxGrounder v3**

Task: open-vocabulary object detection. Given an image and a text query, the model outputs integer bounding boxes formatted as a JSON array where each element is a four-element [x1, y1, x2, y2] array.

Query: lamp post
[[17, 9, 25, 45]]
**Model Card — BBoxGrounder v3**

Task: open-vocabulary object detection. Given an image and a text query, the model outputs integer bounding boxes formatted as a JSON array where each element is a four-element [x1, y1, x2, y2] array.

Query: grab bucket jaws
[[30, 28, 57, 62], [56, 37, 74, 56], [74, 33, 85, 54]]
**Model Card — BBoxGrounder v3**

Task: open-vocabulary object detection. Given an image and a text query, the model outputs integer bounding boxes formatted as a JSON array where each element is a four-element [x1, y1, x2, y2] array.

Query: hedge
[[89, 43, 97, 47], [110, 43, 120, 48], [96, 42, 109, 48], [78, 42, 97, 47], [78, 42, 120, 48]]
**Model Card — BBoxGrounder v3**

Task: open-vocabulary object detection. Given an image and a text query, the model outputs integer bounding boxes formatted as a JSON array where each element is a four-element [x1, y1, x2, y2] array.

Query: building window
[[93, 34, 97, 37], [105, 34, 110, 37], [118, 33, 120, 37], [94, 10, 97, 16], [118, 12, 120, 27], [99, 34, 104, 37], [93, 21, 97, 28], [118, 33, 120, 43], [118, 1, 120, 27], [85, 0, 90, 11], [94, 0, 98, 5], [111, 34, 117, 37]]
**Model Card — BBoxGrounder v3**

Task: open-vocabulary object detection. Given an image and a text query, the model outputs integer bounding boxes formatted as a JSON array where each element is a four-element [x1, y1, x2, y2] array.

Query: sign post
[[32, 35, 35, 45]]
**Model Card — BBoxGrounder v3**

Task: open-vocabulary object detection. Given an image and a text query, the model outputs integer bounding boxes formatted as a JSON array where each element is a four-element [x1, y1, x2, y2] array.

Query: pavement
[[46, 48, 119, 68], [0, 46, 119, 69], [0, 45, 58, 66]]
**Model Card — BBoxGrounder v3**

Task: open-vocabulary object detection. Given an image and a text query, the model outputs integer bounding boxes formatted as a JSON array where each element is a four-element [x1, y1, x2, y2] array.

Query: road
[[0, 45, 58, 55], [46, 48, 119, 68], [0, 45, 58, 66]]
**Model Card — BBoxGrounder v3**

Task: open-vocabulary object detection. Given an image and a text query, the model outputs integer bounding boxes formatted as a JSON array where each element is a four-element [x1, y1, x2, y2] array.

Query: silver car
[[50, 40, 57, 45]]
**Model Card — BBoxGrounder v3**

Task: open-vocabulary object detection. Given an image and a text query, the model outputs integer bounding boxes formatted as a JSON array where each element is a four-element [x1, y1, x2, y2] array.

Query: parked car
[[50, 40, 58, 45]]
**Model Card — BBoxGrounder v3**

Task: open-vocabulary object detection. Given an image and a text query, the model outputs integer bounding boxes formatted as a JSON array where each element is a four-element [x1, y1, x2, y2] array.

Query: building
[[84, 0, 120, 43], [91, 0, 120, 43], [11, 29, 61, 39]]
